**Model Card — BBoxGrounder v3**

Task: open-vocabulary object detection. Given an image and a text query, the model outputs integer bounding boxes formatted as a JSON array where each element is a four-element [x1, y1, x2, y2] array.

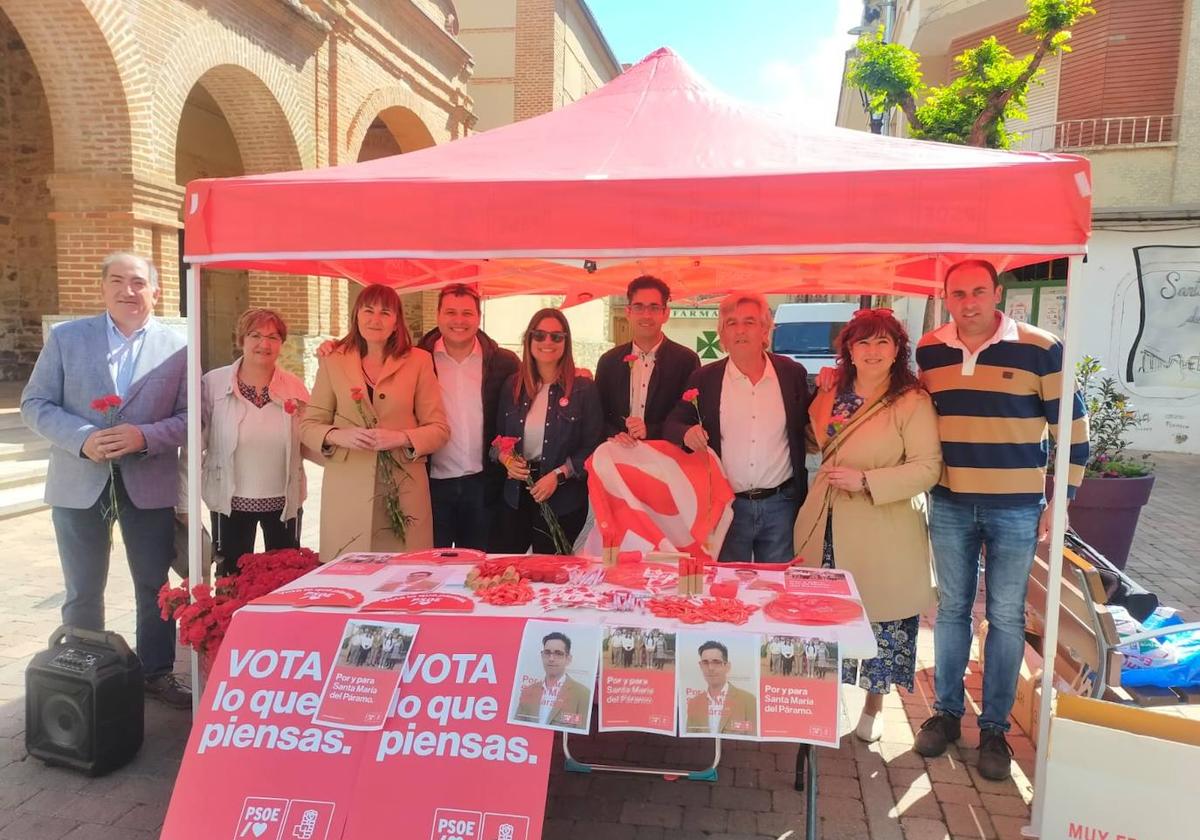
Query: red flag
[[586, 440, 734, 562]]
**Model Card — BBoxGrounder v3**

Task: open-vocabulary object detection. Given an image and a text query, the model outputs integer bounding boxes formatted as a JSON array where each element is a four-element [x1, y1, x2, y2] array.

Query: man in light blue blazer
[[21, 253, 190, 708]]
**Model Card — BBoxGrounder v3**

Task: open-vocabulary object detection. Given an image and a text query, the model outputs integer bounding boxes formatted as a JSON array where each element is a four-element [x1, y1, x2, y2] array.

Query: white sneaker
[[855, 711, 884, 743]]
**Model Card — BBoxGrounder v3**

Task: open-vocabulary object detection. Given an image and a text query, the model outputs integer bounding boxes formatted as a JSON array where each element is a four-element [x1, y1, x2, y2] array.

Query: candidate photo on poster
[[335, 620, 415, 671], [763, 635, 838, 681], [598, 626, 677, 735], [677, 630, 759, 740], [508, 620, 600, 734]]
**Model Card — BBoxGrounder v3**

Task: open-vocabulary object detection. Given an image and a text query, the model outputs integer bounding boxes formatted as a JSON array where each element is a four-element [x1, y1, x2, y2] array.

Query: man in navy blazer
[[21, 253, 190, 707], [664, 292, 810, 563], [595, 276, 700, 444]]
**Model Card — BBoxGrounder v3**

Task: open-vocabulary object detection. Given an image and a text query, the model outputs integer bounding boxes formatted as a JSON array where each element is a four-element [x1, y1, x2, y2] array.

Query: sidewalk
[[0, 453, 1196, 839]]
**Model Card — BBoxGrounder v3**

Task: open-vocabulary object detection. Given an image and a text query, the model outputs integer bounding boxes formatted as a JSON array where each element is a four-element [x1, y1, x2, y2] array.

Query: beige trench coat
[[300, 347, 449, 562], [793, 387, 942, 623]]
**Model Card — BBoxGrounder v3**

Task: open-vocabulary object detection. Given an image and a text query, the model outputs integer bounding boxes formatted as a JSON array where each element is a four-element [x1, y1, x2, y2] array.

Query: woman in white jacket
[[201, 308, 316, 575]]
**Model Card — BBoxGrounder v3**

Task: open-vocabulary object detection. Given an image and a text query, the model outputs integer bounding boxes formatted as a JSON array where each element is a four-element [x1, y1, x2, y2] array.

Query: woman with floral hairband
[[793, 307, 942, 742]]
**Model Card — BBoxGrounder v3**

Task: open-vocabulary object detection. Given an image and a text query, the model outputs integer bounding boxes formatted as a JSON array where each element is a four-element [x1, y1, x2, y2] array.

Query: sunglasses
[[529, 330, 567, 343], [852, 307, 895, 319]]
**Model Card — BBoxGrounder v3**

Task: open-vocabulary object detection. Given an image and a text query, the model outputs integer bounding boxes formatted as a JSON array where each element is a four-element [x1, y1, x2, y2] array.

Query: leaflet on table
[[373, 568, 452, 594], [163, 611, 553, 840], [597, 623, 677, 735], [758, 634, 841, 747], [312, 619, 419, 730], [317, 553, 392, 576], [506, 620, 601, 735]]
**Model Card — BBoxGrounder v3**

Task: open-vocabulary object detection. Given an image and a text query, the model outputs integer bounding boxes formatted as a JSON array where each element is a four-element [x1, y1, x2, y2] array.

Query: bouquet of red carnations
[[158, 547, 320, 660]]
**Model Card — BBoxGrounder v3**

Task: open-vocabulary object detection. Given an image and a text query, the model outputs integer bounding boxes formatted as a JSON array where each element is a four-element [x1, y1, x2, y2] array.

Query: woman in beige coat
[[302, 284, 449, 561], [793, 308, 942, 742]]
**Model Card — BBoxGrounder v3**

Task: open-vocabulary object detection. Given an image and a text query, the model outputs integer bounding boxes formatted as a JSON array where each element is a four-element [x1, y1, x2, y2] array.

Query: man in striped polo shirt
[[913, 260, 1089, 780]]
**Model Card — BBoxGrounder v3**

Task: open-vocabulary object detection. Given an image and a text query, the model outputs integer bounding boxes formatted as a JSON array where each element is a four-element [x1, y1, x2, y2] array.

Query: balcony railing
[[1012, 115, 1179, 152]]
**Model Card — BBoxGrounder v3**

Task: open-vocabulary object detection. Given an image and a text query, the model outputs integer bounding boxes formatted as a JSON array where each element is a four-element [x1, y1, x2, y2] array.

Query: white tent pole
[[1025, 253, 1084, 837], [185, 263, 203, 714]]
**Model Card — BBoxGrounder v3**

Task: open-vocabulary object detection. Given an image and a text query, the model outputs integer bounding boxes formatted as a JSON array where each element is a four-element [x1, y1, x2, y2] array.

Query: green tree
[[847, 0, 1095, 148]]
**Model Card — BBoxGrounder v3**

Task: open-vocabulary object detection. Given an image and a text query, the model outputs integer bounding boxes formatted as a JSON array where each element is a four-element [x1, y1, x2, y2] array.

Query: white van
[[771, 302, 858, 381]]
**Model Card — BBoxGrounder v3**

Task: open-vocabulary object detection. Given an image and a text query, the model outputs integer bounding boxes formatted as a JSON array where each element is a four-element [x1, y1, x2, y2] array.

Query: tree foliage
[[847, 0, 1095, 148]]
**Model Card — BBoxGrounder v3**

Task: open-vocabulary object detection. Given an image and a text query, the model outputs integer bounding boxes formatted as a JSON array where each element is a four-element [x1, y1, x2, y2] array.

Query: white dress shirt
[[538, 674, 565, 724], [105, 312, 150, 398], [628, 337, 664, 420], [707, 683, 729, 733], [718, 356, 793, 493], [430, 338, 485, 479], [932, 312, 1020, 376]]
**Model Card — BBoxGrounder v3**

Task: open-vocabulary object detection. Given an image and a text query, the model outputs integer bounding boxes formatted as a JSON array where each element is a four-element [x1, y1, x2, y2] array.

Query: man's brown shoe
[[978, 729, 1013, 780], [914, 712, 961, 757], [145, 673, 192, 709]]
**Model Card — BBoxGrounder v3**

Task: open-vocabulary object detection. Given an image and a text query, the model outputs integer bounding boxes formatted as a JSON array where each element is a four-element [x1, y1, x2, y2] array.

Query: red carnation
[[350, 386, 365, 402], [283, 399, 297, 415], [682, 388, 700, 403], [90, 398, 108, 411], [105, 394, 122, 408]]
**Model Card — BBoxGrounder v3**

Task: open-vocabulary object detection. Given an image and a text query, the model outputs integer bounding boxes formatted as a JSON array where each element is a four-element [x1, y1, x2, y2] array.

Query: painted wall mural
[[1125, 245, 1200, 390]]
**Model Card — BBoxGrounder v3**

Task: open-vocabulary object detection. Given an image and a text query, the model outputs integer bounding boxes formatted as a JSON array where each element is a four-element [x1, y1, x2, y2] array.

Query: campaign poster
[[676, 630, 760, 740], [759, 634, 840, 746], [162, 610, 553, 840], [508, 620, 600, 734], [312, 620, 418, 730], [598, 625, 676, 735]]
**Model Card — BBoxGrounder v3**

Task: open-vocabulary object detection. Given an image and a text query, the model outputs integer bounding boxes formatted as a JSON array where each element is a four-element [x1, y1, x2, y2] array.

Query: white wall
[[1077, 228, 1200, 453]]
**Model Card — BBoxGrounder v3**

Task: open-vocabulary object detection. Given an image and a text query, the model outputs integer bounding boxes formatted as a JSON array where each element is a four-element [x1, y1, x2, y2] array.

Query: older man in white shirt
[[665, 292, 811, 563]]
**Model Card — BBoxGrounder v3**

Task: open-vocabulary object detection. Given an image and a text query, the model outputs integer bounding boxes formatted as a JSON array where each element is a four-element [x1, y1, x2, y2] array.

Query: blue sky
[[585, 0, 864, 125]]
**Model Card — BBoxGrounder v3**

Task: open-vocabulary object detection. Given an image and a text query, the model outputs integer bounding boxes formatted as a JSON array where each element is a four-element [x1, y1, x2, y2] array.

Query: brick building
[[0, 0, 620, 383]]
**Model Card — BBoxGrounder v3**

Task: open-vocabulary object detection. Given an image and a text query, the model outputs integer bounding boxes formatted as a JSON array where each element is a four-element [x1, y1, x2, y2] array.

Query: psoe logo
[[481, 812, 530, 840], [234, 797, 335, 840], [234, 797, 288, 840]]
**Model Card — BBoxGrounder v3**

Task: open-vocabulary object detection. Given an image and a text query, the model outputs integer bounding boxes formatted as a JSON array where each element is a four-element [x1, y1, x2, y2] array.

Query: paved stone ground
[[0, 453, 1194, 839]]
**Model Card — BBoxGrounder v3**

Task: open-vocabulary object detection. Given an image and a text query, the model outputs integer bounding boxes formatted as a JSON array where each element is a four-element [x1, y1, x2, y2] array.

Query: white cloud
[[752, 0, 865, 126]]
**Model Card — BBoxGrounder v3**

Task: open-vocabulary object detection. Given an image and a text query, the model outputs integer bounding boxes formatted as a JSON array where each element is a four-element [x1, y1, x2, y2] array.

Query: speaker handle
[[48, 625, 136, 659]]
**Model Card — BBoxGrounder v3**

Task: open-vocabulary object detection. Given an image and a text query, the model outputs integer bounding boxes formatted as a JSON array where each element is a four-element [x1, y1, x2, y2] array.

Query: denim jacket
[[493, 375, 602, 515]]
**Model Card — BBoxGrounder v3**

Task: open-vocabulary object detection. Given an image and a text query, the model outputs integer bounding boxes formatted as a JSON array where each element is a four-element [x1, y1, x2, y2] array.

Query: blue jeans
[[430, 472, 490, 550], [718, 486, 799, 564], [929, 494, 1041, 732], [51, 470, 177, 678]]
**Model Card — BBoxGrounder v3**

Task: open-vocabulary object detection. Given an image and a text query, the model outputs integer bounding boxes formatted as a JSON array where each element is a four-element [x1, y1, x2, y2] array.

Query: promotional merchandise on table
[[162, 551, 876, 840]]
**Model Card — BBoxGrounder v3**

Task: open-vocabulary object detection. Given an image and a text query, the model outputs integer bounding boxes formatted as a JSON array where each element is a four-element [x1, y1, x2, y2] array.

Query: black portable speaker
[[25, 625, 144, 775]]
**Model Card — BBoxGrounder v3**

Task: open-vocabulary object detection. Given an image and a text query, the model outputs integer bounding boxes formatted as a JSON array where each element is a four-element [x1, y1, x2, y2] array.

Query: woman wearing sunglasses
[[490, 308, 602, 553], [792, 308, 942, 742]]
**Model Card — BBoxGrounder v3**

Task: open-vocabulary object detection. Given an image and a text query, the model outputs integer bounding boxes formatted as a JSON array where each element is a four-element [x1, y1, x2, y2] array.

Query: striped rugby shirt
[[916, 312, 1089, 507]]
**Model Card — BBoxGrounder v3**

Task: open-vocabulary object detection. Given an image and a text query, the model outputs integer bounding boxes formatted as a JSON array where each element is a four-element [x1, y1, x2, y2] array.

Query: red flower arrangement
[[90, 394, 123, 521], [491, 435, 573, 555], [158, 547, 320, 663]]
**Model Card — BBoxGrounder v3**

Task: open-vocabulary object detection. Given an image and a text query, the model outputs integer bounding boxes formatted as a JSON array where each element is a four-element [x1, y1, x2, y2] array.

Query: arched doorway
[[0, 5, 56, 381], [354, 106, 437, 338], [174, 65, 303, 371]]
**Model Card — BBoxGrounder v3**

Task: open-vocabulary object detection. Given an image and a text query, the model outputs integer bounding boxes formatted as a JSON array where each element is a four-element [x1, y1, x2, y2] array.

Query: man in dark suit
[[664, 292, 810, 563], [22, 253, 190, 707], [417, 284, 519, 549], [595, 276, 700, 445]]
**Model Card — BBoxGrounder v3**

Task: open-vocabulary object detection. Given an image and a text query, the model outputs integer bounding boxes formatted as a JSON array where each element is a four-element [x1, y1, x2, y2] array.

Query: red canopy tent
[[183, 47, 1091, 300], [182, 47, 1093, 836]]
